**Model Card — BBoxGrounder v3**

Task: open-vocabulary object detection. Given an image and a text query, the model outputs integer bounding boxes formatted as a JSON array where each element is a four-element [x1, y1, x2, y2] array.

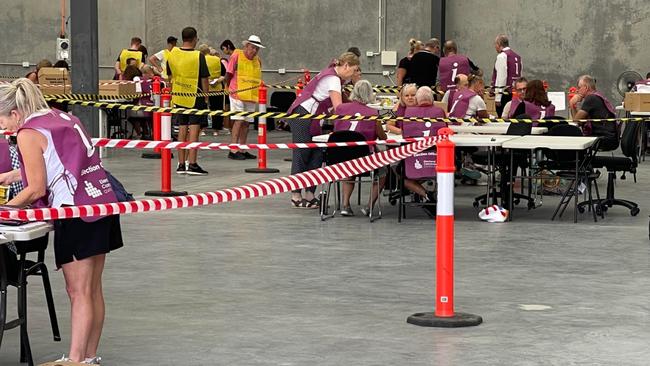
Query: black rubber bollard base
[[141, 152, 174, 159], [244, 168, 280, 173], [407, 312, 483, 328], [144, 190, 188, 197]]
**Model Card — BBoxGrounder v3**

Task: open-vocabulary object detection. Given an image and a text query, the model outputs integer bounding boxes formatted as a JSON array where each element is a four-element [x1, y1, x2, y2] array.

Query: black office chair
[[319, 130, 382, 222], [588, 121, 641, 216], [471, 115, 534, 210], [266, 91, 297, 131]]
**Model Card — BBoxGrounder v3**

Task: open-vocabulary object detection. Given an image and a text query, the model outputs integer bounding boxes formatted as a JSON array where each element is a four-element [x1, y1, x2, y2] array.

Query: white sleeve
[[494, 53, 508, 102], [441, 90, 450, 104], [323, 75, 341, 93], [502, 101, 512, 118], [154, 50, 165, 61]]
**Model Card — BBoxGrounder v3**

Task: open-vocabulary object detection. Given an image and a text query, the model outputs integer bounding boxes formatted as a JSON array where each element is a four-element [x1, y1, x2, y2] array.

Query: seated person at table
[[387, 83, 417, 134], [570, 74, 619, 151], [508, 79, 555, 124], [404, 86, 447, 134], [441, 74, 468, 112], [501, 77, 528, 118], [334, 80, 387, 216], [448, 74, 489, 124], [122, 65, 149, 139]]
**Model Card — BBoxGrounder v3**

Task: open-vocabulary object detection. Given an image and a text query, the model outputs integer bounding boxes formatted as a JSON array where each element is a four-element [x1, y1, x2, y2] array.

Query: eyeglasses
[[515, 87, 527, 93]]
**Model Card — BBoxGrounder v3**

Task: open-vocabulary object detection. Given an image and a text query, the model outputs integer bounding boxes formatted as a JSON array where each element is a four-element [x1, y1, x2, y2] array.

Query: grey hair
[[578, 74, 597, 90], [425, 38, 440, 49], [0, 78, 49, 122], [415, 86, 434, 105], [495, 34, 509, 47], [350, 79, 375, 105]]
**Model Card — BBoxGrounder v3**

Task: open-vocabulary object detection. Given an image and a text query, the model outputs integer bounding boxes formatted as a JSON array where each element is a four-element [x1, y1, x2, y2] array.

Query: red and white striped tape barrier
[[90, 136, 431, 150], [0, 137, 442, 221]]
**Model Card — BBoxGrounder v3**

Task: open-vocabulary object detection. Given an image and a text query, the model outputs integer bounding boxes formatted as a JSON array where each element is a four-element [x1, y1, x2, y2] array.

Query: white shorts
[[229, 97, 257, 122]]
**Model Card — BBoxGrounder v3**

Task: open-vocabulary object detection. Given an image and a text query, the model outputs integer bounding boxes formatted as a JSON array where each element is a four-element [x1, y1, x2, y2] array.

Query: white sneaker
[[340, 206, 354, 216], [478, 205, 508, 223], [84, 356, 102, 364], [55, 355, 72, 362]]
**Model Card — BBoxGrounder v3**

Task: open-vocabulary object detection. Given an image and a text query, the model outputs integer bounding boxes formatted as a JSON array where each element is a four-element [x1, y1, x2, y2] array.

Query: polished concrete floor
[[1, 129, 649, 365]]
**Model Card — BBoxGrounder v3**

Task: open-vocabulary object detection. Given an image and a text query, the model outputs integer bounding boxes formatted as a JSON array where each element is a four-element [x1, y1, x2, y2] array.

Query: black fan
[[616, 71, 643, 97]]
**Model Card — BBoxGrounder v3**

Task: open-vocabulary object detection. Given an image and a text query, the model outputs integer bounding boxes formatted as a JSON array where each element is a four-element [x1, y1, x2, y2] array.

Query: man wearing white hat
[[224, 35, 265, 160]]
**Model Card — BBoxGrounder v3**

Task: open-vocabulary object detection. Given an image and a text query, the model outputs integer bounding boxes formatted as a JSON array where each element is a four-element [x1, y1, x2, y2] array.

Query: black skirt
[[53, 215, 123, 268]]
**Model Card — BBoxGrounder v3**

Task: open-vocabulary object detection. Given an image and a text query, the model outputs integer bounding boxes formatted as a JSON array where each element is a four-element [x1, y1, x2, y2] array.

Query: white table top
[[449, 134, 519, 147], [0, 222, 53, 245], [312, 132, 401, 143], [449, 123, 548, 135], [501, 135, 598, 150]]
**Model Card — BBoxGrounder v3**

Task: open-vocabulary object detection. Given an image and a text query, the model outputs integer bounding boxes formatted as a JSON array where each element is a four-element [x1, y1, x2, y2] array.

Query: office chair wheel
[[595, 206, 604, 216], [631, 207, 640, 216], [578, 206, 585, 214], [527, 201, 535, 210], [473, 201, 479, 208], [390, 199, 397, 206], [514, 198, 521, 205]]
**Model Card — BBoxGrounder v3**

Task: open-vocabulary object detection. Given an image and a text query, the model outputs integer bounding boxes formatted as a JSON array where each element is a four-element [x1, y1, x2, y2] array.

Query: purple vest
[[509, 100, 556, 125], [492, 48, 522, 88], [439, 54, 471, 92], [448, 89, 478, 119], [0, 139, 11, 173], [404, 105, 447, 131], [333, 102, 379, 141], [402, 121, 439, 179], [18, 109, 118, 222], [139, 77, 154, 106], [395, 104, 406, 117], [288, 66, 341, 136]]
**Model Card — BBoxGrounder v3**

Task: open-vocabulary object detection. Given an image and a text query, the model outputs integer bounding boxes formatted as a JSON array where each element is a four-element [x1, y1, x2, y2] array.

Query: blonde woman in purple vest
[[333, 80, 387, 216], [387, 83, 417, 134], [286, 52, 360, 208], [0, 79, 123, 364]]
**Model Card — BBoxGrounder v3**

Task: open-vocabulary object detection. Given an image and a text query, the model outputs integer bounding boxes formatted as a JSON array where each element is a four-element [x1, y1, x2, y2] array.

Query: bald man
[[572, 75, 619, 151], [441, 73, 469, 111], [492, 34, 522, 117], [438, 40, 480, 92]]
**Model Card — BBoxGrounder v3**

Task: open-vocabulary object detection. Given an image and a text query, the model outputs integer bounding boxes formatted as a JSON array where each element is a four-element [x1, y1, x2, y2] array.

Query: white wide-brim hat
[[244, 35, 265, 48]]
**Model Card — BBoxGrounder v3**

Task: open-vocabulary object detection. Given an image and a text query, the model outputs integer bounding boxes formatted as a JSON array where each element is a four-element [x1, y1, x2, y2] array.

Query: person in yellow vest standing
[[149, 36, 178, 80], [224, 35, 265, 160], [198, 44, 226, 135], [113, 37, 144, 79], [167, 26, 210, 175]]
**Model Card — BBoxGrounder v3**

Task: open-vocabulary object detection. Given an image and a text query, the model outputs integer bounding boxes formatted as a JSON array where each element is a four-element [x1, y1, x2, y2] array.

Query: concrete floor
[[1, 129, 649, 365]]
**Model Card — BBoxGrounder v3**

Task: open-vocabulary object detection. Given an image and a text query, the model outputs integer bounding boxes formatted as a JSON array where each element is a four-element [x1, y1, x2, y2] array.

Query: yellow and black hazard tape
[[44, 96, 650, 125]]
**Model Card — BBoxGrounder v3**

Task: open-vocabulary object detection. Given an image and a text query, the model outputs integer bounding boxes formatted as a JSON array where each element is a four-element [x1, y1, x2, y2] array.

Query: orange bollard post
[[407, 128, 482, 328], [245, 82, 280, 173], [145, 87, 187, 196], [142, 76, 162, 159]]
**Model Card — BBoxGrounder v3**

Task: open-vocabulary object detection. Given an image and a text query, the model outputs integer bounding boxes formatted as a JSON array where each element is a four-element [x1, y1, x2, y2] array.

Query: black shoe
[[242, 151, 257, 160], [186, 163, 208, 175], [228, 152, 246, 160], [176, 162, 186, 174]]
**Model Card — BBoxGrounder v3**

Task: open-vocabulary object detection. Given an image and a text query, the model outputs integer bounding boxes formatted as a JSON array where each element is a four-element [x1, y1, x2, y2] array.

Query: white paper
[[548, 92, 566, 111]]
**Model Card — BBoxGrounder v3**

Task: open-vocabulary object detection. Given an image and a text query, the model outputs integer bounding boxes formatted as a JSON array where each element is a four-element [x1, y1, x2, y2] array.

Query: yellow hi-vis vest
[[232, 49, 261, 103], [205, 54, 223, 92], [118, 49, 143, 72], [160, 48, 172, 79], [167, 47, 200, 108]]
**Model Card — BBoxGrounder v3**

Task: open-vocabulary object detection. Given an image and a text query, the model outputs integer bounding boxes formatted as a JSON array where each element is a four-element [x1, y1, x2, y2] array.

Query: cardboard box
[[99, 79, 136, 96], [624, 92, 650, 112], [37, 67, 71, 95], [484, 94, 497, 117]]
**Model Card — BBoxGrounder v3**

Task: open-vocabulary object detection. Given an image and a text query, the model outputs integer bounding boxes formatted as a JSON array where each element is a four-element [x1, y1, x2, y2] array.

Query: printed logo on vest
[[81, 164, 101, 176], [84, 181, 103, 198], [414, 159, 423, 169]]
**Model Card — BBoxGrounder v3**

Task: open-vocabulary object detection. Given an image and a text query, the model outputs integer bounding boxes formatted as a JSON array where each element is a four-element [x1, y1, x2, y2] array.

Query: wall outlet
[[278, 68, 286, 74], [382, 70, 390, 76], [366, 51, 375, 57], [22, 61, 30, 68]]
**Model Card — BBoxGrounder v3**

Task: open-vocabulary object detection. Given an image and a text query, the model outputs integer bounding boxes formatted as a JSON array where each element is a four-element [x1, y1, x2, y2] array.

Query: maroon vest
[[333, 102, 379, 141], [0, 139, 11, 173], [288, 66, 341, 136], [402, 121, 439, 179], [448, 89, 478, 119], [492, 48, 522, 89], [509, 100, 556, 125], [18, 109, 118, 222], [635, 80, 650, 86], [439, 54, 471, 92]]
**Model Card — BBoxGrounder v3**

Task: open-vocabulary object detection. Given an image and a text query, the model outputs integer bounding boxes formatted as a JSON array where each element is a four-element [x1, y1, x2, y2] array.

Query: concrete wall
[[0, 0, 144, 80], [446, 0, 650, 104]]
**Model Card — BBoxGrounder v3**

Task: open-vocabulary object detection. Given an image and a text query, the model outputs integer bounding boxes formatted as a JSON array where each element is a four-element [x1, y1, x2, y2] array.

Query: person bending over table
[[387, 83, 417, 134], [448, 74, 489, 123], [570, 74, 619, 151], [0, 78, 124, 365], [333, 80, 387, 217], [441, 74, 469, 112], [286, 52, 360, 209]]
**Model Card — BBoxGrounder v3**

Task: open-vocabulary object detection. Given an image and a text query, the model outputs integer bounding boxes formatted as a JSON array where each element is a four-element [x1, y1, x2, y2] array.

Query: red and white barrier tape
[[0, 137, 442, 221], [90, 136, 431, 150]]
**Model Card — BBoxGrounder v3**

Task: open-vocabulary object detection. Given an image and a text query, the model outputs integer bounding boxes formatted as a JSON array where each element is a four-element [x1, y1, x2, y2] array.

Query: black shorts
[[173, 98, 208, 126], [54, 215, 123, 268]]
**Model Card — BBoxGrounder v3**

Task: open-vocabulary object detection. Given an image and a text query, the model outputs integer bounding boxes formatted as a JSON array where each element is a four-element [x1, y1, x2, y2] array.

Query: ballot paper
[[547, 92, 566, 111]]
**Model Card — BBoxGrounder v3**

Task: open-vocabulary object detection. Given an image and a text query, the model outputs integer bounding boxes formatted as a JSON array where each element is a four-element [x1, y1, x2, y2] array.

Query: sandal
[[301, 198, 320, 209], [291, 199, 303, 208]]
